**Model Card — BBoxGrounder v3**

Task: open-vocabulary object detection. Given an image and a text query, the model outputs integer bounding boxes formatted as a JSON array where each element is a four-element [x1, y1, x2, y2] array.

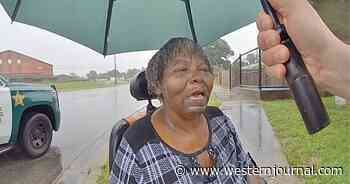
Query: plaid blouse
[[109, 107, 254, 184]]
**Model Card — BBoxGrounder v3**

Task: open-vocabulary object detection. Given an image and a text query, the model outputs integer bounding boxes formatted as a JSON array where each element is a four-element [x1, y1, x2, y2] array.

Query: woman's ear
[[154, 81, 162, 97], [154, 88, 162, 97]]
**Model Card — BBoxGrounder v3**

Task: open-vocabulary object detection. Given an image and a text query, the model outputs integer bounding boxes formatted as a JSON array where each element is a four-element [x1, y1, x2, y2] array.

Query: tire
[[19, 112, 53, 158]]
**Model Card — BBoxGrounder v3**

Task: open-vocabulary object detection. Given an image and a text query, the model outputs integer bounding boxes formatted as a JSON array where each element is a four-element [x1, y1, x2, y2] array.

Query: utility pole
[[239, 54, 242, 86], [114, 54, 117, 85], [258, 49, 262, 90], [229, 61, 232, 90]]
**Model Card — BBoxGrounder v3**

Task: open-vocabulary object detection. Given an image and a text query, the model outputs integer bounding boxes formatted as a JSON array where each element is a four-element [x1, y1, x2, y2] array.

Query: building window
[[0, 59, 2, 64], [8, 59, 12, 64], [17, 59, 21, 64], [37, 66, 43, 70]]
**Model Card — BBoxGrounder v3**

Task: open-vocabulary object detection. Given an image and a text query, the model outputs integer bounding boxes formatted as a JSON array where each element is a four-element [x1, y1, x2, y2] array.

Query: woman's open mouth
[[190, 91, 205, 100], [183, 89, 208, 112], [187, 89, 207, 105]]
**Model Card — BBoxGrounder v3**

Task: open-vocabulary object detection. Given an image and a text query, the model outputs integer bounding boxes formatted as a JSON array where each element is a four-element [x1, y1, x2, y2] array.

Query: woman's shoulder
[[206, 106, 238, 134], [123, 115, 158, 154], [206, 106, 224, 119], [206, 106, 230, 127]]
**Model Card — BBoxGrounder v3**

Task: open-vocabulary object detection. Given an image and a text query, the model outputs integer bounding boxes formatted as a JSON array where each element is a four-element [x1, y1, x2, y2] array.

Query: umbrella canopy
[[0, 0, 261, 56]]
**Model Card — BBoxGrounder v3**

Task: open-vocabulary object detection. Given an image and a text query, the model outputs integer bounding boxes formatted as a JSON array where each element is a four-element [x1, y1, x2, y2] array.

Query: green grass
[[262, 96, 349, 184], [97, 95, 222, 183], [97, 161, 109, 184], [45, 80, 128, 92]]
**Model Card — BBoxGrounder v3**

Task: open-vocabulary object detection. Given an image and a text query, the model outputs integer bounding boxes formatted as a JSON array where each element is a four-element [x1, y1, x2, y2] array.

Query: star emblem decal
[[12, 91, 25, 106]]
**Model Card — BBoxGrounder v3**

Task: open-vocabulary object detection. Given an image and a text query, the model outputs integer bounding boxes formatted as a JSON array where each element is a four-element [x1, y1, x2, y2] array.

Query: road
[[0, 84, 147, 184]]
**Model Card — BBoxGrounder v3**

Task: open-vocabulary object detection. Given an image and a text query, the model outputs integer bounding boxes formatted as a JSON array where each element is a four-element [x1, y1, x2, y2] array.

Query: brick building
[[0, 50, 53, 79]]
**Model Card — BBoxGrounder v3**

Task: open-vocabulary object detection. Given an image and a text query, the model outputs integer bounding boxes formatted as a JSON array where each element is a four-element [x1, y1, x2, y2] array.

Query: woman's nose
[[189, 70, 203, 83]]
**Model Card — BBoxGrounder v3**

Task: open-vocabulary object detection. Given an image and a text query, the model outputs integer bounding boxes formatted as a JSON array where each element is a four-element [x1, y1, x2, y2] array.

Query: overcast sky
[[0, 6, 258, 77]]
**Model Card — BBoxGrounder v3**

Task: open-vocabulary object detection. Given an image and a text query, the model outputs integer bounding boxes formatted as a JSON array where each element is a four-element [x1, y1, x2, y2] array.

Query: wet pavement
[[0, 84, 147, 184], [214, 86, 303, 184], [0, 147, 63, 184]]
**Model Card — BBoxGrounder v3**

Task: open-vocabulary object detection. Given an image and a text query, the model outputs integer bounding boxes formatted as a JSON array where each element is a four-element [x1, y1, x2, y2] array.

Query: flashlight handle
[[260, 0, 329, 134]]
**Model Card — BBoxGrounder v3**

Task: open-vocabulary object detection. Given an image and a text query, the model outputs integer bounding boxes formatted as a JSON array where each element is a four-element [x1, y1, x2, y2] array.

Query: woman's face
[[159, 55, 214, 115]]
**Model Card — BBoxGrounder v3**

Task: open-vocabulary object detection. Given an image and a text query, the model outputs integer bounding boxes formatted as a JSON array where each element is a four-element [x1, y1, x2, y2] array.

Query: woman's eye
[[199, 68, 209, 72], [174, 68, 187, 72]]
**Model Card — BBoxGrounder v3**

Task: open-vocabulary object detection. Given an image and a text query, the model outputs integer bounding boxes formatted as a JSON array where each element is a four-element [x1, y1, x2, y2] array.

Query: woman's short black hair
[[145, 37, 212, 98]]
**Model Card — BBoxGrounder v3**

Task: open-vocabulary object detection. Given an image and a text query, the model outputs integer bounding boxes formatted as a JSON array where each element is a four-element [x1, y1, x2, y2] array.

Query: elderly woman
[[110, 38, 261, 183]]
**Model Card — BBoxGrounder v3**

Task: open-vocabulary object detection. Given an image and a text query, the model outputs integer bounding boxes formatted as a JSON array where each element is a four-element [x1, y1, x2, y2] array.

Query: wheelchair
[[108, 71, 266, 184], [109, 71, 156, 170]]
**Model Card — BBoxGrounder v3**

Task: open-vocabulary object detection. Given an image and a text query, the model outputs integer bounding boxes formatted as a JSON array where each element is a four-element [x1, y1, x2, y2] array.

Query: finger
[[264, 64, 286, 79], [268, 0, 288, 11], [262, 44, 290, 66], [257, 30, 281, 50], [256, 11, 274, 31]]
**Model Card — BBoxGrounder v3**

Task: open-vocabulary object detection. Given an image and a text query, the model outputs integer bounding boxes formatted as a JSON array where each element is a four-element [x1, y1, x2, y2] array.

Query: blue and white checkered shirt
[[110, 107, 254, 184]]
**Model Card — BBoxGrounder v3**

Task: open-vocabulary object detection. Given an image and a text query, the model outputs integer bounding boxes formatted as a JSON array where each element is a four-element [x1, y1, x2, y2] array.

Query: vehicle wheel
[[20, 113, 53, 158]]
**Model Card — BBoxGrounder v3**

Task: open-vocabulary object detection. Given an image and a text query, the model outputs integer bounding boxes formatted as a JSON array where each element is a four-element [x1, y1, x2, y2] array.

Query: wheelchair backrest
[[109, 110, 146, 171]]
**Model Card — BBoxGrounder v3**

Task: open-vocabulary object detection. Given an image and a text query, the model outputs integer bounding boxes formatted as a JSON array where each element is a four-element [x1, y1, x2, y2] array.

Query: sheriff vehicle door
[[0, 77, 12, 144]]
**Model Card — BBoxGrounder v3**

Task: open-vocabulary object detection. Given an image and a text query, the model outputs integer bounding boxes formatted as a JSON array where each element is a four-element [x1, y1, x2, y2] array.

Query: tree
[[86, 70, 98, 81], [97, 72, 110, 80], [203, 39, 234, 69], [246, 53, 257, 65], [68, 73, 81, 80], [69, 73, 78, 77], [125, 68, 141, 79], [120, 72, 126, 80]]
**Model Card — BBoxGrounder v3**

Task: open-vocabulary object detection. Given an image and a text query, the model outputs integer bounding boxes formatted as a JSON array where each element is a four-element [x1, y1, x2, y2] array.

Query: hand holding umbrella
[[257, 0, 350, 101]]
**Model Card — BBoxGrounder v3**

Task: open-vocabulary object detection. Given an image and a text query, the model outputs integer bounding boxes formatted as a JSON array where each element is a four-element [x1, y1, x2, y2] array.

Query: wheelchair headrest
[[130, 71, 156, 100]]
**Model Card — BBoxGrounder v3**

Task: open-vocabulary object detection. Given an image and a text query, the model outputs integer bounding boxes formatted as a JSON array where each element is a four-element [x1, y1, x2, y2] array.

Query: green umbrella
[[0, 0, 260, 56]]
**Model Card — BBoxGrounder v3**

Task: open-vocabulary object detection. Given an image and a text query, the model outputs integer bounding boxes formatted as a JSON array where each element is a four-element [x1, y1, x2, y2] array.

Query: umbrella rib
[[11, 0, 22, 22], [183, 0, 198, 43], [103, 0, 115, 56]]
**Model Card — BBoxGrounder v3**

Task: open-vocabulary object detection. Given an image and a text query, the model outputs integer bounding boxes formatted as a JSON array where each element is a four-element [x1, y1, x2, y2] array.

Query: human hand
[[256, 0, 340, 87]]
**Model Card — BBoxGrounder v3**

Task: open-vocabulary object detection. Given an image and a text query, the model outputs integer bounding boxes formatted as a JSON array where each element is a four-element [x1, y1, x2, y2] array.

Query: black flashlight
[[260, 0, 330, 134]]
